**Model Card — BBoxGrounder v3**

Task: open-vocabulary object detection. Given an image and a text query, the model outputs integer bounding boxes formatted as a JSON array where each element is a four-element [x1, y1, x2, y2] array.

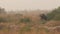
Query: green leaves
[[47, 6, 60, 21], [0, 18, 7, 22], [20, 18, 31, 23]]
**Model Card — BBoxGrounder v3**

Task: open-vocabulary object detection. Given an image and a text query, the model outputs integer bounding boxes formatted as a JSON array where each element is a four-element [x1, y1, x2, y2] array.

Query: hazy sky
[[0, 0, 60, 11]]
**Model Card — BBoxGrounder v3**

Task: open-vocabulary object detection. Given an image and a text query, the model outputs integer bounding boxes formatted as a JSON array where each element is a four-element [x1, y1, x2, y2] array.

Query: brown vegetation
[[0, 7, 60, 34]]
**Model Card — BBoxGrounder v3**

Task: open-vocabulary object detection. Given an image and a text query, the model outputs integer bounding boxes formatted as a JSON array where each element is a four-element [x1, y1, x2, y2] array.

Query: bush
[[20, 18, 31, 23], [47, 12, 55, 20], [20, 26, 31, 34], [47, 6, 60, 21], [0, 18, 7, 22], [53, 14, 60, 20], [22, 26, 31, 31]]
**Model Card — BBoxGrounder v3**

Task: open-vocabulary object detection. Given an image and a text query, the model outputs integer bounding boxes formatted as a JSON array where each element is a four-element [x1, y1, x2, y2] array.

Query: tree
[[0, 7, 6, 14], [47, 6, 60, 20]]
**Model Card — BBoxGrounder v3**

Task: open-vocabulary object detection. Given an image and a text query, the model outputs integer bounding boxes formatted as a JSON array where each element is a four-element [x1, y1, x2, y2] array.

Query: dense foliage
[[47, 7, 60, 21]]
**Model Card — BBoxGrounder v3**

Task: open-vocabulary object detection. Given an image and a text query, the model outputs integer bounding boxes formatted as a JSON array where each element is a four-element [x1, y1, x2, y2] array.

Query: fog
[[0, 0, 60, 11]]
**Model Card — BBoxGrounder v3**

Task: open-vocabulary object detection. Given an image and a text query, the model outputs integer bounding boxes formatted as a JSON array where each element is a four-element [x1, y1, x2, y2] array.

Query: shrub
[[0, 18, 7, 22], [47, 6, 60, 21], [20, 26, 31, 34], [20, 18, 31, 23]]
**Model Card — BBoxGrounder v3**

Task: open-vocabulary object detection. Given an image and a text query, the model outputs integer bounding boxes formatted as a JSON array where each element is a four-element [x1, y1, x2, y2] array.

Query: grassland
[[0, 7, 60, 34]]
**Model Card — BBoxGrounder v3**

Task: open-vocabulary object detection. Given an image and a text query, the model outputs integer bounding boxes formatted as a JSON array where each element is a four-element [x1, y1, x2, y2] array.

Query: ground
[[0, 13, 60, 34]]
